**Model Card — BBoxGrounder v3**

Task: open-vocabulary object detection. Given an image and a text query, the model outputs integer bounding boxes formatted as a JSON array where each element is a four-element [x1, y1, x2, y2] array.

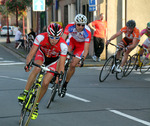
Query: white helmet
[[74, 14, 87, 24]]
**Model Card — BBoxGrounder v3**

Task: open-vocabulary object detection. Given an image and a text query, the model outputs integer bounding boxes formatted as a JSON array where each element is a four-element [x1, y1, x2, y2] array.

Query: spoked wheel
[[124, 54, 138, 77], [24, 86, 41, 126], [19, 86, 41, 126], [47, 83, 58, 108], [116, 55, 132, 79], [19, 104, 27, 126], [99, 56, 114, 82], [140, 58, 150, 74]]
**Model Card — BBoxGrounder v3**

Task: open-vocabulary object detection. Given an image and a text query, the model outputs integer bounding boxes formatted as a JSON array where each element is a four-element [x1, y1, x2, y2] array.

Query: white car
[[1, 26, 14, 36]]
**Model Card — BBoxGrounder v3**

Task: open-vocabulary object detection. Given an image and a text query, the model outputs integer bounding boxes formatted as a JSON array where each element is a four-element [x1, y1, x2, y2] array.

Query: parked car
[[1, 26, 14, 36]]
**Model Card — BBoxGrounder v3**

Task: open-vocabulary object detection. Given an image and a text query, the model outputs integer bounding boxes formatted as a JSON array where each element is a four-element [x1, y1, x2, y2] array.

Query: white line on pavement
[[0, 62, 25, 65], [48, 88, 91, 103], [0, 75, 91, 103], [108, 109, 150, 126]]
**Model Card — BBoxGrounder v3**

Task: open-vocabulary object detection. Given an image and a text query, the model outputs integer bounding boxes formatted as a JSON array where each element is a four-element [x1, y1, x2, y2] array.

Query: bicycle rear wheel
[[99, 56, 114, 82], [47, 83, 58, 108], [140, 58, 150, 74], [124, 53, 138, 77]]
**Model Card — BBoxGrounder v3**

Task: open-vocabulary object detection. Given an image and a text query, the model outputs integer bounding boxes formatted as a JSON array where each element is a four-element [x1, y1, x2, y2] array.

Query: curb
[[0, 43, 104, 67]]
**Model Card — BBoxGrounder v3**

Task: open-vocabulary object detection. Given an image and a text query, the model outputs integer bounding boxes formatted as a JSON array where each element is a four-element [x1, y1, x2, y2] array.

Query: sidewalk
[[0, 41, 105, 67]]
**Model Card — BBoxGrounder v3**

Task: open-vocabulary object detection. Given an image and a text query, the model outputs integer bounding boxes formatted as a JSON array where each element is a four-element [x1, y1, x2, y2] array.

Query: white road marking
[[108, 109, 150, 126], [0, 62, 25, 65], [48, 88, 91, 103], [0, 75, 90, 103]]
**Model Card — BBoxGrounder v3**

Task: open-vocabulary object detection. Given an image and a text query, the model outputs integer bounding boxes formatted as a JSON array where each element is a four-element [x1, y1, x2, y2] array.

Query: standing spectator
[[14, 27, 24, 49], [88, 13, 107, 62]]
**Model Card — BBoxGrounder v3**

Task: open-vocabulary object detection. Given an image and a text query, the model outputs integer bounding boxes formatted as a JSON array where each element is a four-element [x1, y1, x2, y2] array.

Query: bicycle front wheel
[[24, 85, 41, 126], [140, 58, 150, 74], [99, 56, 114, 82], [47, 83, 58, 108]]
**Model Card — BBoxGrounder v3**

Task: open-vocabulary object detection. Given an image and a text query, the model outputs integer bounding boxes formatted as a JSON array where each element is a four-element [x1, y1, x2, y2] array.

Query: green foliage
[[5, 0, 32, 12]]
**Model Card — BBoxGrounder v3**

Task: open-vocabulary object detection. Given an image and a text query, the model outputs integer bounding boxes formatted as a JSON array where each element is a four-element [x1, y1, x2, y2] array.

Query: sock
[[63, 81, 68, 88], [24, 89, 28, 95]]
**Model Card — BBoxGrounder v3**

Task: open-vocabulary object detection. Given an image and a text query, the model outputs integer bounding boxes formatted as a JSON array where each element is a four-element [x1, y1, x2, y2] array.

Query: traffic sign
[[89, 0, 96, 5], [89, 0, 96, 12], [89, 6, 96, 11], [33, 0, 45, 11]]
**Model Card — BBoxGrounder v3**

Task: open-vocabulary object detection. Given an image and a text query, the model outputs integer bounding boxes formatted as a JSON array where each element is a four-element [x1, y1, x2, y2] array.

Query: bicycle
[[19, 61, 60, 126], [99, 43, 131, 82], [24, 34, 34, 53], [127, 45, 150, 75], [46, 51, 75, 108]]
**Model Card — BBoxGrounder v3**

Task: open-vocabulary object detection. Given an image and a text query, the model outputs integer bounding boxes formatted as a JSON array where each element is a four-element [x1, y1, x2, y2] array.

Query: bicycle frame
[[19, 62, 60, 126]]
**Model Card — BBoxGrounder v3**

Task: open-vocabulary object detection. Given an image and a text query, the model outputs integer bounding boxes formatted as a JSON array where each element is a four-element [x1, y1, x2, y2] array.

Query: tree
[[0, 4, 11, 43], [5, 0, 32, 26]]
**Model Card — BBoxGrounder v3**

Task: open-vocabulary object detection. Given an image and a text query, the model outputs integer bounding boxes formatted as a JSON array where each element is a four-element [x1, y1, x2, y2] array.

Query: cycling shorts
[[66, 37, 84, 59], [142, 38, 150, 48], [34, 49, 59, 76]]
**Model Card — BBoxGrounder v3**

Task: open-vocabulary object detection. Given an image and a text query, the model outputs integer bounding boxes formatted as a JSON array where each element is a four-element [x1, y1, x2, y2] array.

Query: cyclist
[[17, 23, 68, 120], [61, 14, 91, 97], [140, 22, 150, 59], [107, 20, 140, 72]]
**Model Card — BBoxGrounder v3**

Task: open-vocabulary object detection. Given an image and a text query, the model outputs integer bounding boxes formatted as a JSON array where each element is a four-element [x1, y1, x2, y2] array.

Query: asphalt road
[[0, 37, 150, 126]]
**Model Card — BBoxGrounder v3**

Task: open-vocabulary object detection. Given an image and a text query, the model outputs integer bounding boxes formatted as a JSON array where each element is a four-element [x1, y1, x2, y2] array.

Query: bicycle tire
[[140, 58, 150, 74], [19, 105, 27, 126], [19, 86, 34, 126], [24, 85, 41, 126], [99, 56, 114, 82], [124, 53, 138, 77], [47, 83, 58, 108]]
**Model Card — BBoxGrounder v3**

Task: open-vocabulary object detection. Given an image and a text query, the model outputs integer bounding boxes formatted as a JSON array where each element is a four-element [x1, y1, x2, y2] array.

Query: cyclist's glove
[[24, 61, 33, 71], [79, 56, 84, 67]]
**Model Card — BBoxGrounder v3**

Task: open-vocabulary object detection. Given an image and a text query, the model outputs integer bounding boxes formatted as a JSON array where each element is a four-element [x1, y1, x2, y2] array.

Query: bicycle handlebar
[[31, 62, 60, 75], [109, 43, 123, 50]]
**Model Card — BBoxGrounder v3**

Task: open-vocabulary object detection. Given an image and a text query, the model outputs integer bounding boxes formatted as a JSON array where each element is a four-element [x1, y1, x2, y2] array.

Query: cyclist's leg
[[18, 50, 44, 102], [37, 64, 57, 103]]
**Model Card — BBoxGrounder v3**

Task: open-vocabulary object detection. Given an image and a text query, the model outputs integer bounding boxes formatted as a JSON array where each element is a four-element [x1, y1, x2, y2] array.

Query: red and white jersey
[[64, 22, 91, 43], [33, 32, 68, 58]]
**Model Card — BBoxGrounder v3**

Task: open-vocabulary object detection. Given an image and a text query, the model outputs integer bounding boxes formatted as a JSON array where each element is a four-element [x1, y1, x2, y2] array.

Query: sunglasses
[[77, 24, 85, 27], [49, 36, 60, 40], [147, 27, 150, 30]]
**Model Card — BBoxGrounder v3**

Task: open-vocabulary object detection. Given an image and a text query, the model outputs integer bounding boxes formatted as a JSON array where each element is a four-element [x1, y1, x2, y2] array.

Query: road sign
[[33, 0, 45, 11], [89, 0, 96, 12], [89, 6, 96, 11], [89, 0, 96, 5]]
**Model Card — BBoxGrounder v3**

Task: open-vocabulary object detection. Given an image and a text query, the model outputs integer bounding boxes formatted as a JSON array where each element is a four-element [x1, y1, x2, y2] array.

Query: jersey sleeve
[[140, 29, 147, 36], [33, 35, 44, 46], [60, 43, 68, 56], [84, 26, 91, 43], [63, 24, 71, 35]]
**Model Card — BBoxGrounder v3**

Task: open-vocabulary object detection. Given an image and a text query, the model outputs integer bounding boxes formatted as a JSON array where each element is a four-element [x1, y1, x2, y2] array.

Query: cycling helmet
[[147, 22, 150, 28], [74, 14, 87, 24], [126, 20, 136, 28], [47, 23, 63, 37]]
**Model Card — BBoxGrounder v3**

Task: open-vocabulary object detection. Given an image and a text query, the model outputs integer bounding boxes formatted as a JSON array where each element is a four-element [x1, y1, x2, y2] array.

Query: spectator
[[88, 13, 107, 62], [14, 27, 24, 49]]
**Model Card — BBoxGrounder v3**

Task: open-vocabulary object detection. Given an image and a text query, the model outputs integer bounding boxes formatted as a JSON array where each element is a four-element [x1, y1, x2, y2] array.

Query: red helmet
[[47, 23, 63, 37]]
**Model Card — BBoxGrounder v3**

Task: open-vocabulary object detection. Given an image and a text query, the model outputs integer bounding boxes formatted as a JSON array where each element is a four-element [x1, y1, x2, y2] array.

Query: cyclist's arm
[[107, 31, 122, 43], [83, 42, 90, 60], [62, 33, 68, 40], [127, 38, 139, 50], [26, 45, 39, 65]]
